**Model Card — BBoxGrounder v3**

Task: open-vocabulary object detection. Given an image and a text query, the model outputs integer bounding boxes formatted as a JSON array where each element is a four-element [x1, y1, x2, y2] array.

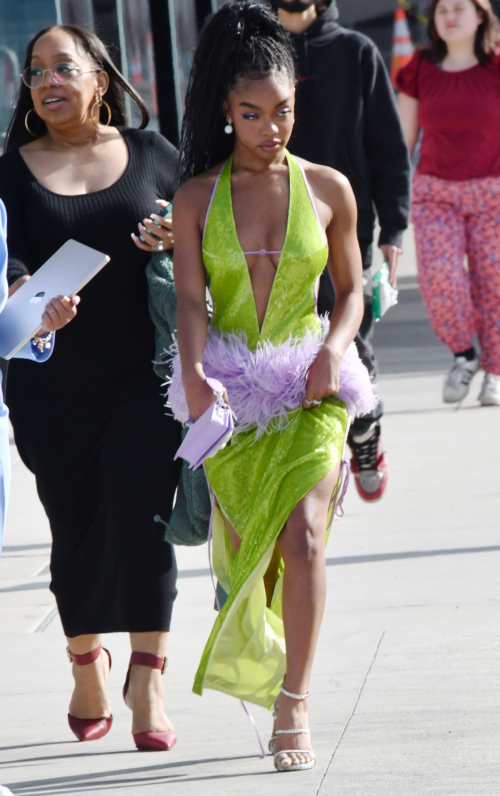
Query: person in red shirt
[[397, 0, 500, 406]]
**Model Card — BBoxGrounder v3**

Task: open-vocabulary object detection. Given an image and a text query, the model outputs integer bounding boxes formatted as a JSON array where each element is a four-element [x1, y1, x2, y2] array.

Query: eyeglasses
[[21, 62, 100, 89]]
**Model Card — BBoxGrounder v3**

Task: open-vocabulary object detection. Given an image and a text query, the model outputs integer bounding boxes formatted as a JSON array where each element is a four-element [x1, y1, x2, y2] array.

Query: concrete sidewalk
[[0, 237, 499, 795]]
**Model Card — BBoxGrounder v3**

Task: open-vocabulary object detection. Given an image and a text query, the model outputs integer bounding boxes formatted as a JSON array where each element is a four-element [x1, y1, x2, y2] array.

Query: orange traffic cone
[[390, 6, 414, 87]]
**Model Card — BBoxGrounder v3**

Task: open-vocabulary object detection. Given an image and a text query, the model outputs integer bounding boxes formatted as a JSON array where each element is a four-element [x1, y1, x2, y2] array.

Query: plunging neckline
[[227, 152, 292, 337]]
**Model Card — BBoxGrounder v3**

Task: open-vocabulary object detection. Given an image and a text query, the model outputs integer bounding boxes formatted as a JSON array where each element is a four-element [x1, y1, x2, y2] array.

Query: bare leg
[[125, 631, 175, 735], [225, 517, 280, 606], [273, 464, 340, 768], [264, 544, 282, 607], [67, 633, 112, 719]]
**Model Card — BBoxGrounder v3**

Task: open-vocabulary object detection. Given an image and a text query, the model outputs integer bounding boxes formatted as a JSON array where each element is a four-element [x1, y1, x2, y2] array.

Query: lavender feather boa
[[166, 319, 377, 438]]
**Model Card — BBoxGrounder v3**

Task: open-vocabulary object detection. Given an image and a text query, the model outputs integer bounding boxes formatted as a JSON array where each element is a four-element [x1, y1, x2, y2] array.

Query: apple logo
[[30, 291, 45, 305]]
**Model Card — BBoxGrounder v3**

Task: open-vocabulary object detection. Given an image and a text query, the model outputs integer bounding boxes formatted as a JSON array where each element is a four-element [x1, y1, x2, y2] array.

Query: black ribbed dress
[[0, 128, 182, 637]]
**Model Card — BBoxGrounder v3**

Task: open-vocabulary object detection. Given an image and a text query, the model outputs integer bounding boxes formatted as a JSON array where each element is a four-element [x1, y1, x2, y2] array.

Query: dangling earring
[[100, 100, 112, 126], [91, 92, 102, 129], [25, 108, 38, 137], [224, 119, 233, 135], [91, 92, 112, 129]]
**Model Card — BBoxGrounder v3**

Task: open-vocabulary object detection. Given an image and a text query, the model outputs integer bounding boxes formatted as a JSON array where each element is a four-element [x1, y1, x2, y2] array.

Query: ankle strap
[[129, 652, 167, 674], [280, 684, 310, 700], [67, 643, 102, 666]]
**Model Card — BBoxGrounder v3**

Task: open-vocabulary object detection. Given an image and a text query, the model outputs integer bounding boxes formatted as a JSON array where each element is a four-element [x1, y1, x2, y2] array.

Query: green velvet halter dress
[[194, 151, 349, 710]]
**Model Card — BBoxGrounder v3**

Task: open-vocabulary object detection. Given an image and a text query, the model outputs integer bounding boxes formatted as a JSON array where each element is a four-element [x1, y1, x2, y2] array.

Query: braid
[[179, 1, 295, 183]]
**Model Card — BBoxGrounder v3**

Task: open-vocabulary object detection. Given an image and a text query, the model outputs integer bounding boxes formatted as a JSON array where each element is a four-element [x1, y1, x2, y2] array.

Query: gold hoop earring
[[25, 108, 38, 137], [91, 97, 112, 129]]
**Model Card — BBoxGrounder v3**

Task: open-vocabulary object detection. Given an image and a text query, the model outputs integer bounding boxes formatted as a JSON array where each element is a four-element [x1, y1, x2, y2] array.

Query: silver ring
[[309, 398, 322, 407], [152, 241, 163, 251]]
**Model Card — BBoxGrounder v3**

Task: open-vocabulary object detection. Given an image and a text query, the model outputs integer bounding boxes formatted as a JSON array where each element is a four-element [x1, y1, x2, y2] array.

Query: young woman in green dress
[[170, 1, 373, 772]]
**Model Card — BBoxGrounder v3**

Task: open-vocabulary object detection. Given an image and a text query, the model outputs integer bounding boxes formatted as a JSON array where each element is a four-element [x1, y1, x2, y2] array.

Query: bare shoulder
[[174, 161, 224, 228], [294, 156, 353, 206]]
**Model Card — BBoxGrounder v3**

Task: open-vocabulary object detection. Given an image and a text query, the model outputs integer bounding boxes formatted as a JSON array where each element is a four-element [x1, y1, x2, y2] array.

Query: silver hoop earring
[[224, 120, 233, 135]]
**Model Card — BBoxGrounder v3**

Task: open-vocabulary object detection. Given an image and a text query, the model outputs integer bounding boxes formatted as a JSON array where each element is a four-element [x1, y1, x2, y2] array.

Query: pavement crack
[[314, 630, 386, 796], [30, 605, 58, 634]]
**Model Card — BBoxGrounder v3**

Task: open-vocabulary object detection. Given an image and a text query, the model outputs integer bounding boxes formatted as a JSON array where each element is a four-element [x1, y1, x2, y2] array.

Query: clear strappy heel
[[271, 684, 316, 773]]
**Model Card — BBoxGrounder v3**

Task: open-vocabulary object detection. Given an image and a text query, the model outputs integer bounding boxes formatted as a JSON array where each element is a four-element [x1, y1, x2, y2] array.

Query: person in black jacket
[[269, 0, 411, 502]]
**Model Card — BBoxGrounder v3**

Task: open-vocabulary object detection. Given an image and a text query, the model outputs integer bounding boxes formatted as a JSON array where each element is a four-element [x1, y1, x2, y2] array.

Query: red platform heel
[[67, 643, 113, 741], [122, 652, 177, 751]]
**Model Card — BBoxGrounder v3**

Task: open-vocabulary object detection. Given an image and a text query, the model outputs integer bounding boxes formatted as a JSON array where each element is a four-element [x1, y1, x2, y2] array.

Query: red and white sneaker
[[349, 422, 388, 502]]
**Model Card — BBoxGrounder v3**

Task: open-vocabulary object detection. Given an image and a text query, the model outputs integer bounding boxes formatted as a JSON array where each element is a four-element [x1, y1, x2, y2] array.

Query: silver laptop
[[0, 239, 110, 359]]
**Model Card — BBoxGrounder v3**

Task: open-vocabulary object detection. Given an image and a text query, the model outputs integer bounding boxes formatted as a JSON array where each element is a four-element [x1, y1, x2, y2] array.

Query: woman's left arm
[[132, 132, 180, 254], [303, 171, 363, 407]]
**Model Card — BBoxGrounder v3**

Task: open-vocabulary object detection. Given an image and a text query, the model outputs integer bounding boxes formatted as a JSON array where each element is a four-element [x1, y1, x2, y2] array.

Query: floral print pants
[[412, 173, 500, 375]]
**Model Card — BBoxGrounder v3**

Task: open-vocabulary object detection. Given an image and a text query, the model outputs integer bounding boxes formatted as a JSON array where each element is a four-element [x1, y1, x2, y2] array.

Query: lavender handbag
[[174, 378, 234, 470]]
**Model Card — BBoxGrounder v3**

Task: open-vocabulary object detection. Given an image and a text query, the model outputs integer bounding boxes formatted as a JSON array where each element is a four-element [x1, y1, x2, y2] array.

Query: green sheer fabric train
[[194, 151, 349, 710]]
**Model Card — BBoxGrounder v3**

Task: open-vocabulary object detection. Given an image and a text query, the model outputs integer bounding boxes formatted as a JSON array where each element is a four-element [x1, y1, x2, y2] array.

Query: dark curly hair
[[422, 0, 500, 64], [4, 24, 150, 153], [179, 1, 296, 183]]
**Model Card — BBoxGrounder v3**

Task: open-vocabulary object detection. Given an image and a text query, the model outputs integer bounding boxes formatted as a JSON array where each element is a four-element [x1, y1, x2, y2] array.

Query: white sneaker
[[478, 373, 500, 406], [443, 356, 480, 403]]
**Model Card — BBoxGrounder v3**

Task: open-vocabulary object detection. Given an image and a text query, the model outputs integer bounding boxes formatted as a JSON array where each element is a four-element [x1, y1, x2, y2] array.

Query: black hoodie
[[287, 3, 411, 250]]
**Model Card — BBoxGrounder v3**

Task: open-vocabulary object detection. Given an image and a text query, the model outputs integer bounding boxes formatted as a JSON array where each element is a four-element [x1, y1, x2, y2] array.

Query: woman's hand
[[184, 373, 230, 422], [131, 199, 174, 253], [41, 295, 80, 332], [302, 344, 341, 410]]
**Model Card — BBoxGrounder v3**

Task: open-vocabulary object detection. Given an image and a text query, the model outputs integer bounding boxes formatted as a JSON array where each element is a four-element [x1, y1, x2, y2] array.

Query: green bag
[[372, 261, 398, 322], [146, 251, 211, 546]]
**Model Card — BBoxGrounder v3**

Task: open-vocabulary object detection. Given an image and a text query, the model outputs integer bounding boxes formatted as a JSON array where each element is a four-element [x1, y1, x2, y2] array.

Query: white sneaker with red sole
[[349, 422, 388, 502]]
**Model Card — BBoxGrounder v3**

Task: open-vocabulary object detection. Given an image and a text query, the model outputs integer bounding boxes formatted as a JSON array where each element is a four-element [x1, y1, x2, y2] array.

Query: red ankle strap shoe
[[123, 651, 176, 752], [67, 643, 113, 742]]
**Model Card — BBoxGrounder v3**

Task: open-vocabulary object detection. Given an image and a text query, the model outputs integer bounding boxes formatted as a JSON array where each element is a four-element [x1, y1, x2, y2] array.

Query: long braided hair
[[179, 1, 296, 183]]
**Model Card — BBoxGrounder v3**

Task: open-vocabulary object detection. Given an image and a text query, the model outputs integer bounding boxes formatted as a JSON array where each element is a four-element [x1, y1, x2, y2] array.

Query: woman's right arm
[[0, 161, 80, 331], [398, 93, 420, 158], [173, 182, 218, 421]]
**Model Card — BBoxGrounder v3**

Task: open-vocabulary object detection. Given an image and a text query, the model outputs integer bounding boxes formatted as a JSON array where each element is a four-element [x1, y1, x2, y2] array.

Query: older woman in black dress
[[0, 25, 181, 751]]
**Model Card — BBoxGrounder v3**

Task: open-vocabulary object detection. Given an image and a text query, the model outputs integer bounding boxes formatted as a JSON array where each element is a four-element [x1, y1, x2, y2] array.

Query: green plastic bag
[[372, 261, 398, 321]]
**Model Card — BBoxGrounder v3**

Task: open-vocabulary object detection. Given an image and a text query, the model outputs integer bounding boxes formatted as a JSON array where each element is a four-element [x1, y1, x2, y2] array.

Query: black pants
[[317, 238, 383, 437]]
